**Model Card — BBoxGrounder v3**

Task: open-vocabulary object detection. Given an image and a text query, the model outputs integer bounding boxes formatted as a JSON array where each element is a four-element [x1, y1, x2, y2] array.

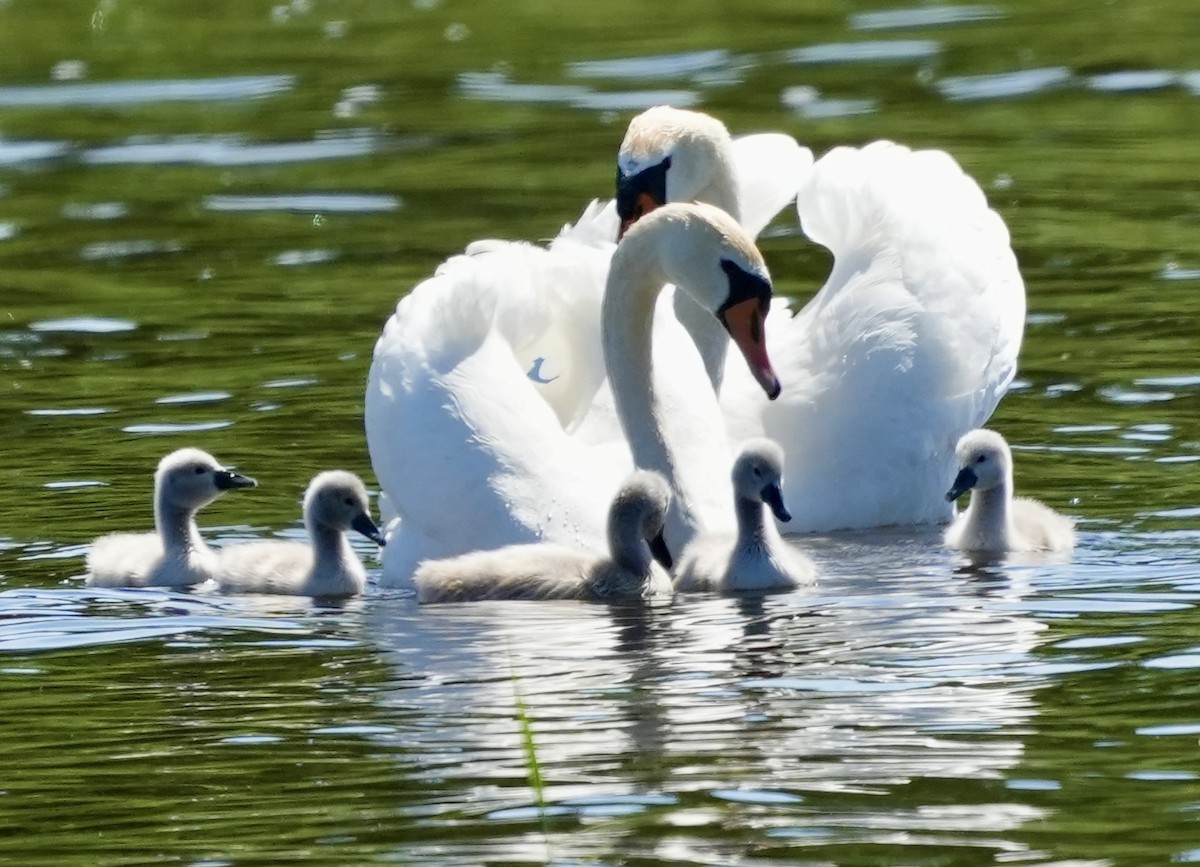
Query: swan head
[[732, 438, 791, 522], [304, 471, 386, 545], [946, 429, 1012, 501], [620, 202, 780, 399], [616, 106, 735, 238], [155, 447, 256, 511]]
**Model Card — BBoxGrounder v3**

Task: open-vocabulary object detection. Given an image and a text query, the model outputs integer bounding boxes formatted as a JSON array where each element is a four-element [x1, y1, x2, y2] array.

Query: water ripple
[[205, 193, 401, 213], [83, 131, 381, 166], [786, 40, 941, 64], [937, 67, 1073, 101], [849, 5, 1004, 30], [0, 74, 294, 107], [28, 317, 136, 334]]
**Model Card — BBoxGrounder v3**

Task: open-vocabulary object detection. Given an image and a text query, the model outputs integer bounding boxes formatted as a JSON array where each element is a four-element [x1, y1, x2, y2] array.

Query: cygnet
[[415, 470, 674, 603], [673, 439, 816, 593], [86, 448, 257, 588], [217, 470, 385, 598], [944, 428, 1076, 553]]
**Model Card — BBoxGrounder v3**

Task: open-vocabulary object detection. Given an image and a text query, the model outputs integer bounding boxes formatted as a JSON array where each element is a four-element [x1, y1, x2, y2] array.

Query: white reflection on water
[[849, 5, 1004, 31], [205, 193, 401, 213], [83, 131, 382, 167], [567, 49, 733, 80], [458, 72, 698, 111], [0, 74, 294, 107], [937, 67, 1073, 101], [785, 40, 941, 64]]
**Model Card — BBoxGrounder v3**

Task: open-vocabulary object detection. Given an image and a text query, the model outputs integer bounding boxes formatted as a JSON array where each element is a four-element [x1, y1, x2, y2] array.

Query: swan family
[[85, 105, 1076, 598]]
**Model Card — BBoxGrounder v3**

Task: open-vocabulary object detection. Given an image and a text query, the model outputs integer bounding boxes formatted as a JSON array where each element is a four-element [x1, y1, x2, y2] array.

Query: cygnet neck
[[734, 495, 773, 548], [155, 494, 203, 556], [306, 511, 352, 576], [964, 479, 1013, 548]]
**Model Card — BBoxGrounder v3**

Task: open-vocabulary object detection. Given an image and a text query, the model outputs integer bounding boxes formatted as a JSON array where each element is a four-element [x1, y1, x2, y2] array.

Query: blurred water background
[[1, 0, 1199, 863]]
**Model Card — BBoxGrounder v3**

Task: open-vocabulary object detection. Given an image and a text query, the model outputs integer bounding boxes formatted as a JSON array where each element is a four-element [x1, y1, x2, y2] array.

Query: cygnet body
[[944, 428, 1075, 553], [415, 470, 674, 603], [86, 448, 257, 588], [217, 471, 385, 598], [673, 439, 815, 593]]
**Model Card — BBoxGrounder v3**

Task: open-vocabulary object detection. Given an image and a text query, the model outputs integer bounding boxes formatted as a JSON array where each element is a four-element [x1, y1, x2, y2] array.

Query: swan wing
[[365, 227, 628, 587], [731, 133, 815, 238], [722, 141, 1025, 531]]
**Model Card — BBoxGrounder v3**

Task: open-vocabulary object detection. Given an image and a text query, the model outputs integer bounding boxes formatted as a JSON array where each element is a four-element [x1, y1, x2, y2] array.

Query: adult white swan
[[365, 202, 782, 585], [616, 106, 1026, 531]]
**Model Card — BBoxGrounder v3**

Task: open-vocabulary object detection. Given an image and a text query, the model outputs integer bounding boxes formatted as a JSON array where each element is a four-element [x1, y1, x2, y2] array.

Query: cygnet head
[[303, 470, 386, 545], [156, 447, 256, 511], [616, 106, 734, 237], [731, 438, 791, 522], [615, 469, 671, 538], [946, 428, 1012, 501]]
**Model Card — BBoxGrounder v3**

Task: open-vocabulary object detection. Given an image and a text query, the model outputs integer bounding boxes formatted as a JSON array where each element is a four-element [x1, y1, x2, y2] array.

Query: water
[[2, 0, 1199, 862]]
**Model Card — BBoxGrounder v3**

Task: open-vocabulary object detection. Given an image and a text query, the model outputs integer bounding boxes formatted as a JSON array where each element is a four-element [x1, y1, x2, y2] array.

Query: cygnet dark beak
[[945, 467, 978, 502], [648, 530, 673, 570], [351, 512, 386, 546], [761, 482, 792, 523], [215, 469, 257, 490]]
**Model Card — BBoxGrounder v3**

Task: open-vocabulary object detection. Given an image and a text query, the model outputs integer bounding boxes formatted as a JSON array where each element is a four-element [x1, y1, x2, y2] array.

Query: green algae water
[[1, 0, 1199, 863]]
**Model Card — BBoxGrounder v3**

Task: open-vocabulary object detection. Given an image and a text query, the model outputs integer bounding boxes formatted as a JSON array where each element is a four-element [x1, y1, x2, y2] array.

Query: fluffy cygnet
[[944, 428, 1076, 553], [86, 448, 257, 588], [415, 470, 674, 603], [673, 439, 815, 593], [217, 470, 385, 598]]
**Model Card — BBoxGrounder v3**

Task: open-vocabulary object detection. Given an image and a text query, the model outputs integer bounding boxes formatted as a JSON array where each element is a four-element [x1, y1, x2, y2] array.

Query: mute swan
[[366, 126, 806, 588], [944, 429, 1075, 554], [366, 201, 782, 584], [217, 470, 385, 597], [616, 105, 1026, 532], [673, 439, 816, 593], [414, 470, 673, 603], [86, 448, 257, 588]]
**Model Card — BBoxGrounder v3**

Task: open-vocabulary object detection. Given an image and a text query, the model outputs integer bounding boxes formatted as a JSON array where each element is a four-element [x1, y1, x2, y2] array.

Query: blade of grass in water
[[508, 648, 551, 849]]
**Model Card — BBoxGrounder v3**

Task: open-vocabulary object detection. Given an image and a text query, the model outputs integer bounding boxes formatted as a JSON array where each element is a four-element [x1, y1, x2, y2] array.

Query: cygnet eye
[[975, 455, 987, 464], [193, 465, 207, 475], [752, 467, 762, 477], [343, 496, 355, 506]]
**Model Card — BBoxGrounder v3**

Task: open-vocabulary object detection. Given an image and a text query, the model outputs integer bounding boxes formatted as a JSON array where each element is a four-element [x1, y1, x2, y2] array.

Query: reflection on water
[[1, 0, 1199, 862]]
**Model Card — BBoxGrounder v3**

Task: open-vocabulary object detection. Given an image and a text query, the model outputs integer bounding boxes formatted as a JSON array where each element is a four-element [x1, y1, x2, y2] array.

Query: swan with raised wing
[[616, 105, 1026, 532], [365, 201, 781, 585]]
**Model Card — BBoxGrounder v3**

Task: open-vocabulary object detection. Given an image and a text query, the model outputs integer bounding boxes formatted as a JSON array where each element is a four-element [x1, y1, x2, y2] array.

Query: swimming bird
[[86, 448, 256, 588], [673, 439, 816, 593], [944, 429, 1075, 553], [616, 105, 1026, 532], [217, 470, 385, 597], [414, 470, 673, 603], [366, 201, 784, 585]]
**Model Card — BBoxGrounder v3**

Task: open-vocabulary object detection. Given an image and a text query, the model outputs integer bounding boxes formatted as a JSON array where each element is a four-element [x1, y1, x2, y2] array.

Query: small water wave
[[849, 5, 1004, 31], [0, 74, 294, 108], [0, 587, 306, 653], [785, 39, 941, 64], [83, 131, 381, 167], [28, 317, 136, 334], [204, 193, 401, 213], [121, 421, 233, 435], [937, 67, 1074, 101], [458, 72, 698, 111], [567, 49, 733, 81]]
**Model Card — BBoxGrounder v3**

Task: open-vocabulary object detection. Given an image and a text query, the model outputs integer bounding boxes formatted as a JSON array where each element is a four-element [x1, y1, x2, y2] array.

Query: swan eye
[[343, 496, 355, 506], [193, 465, 207, 475], [975, 455, 987, 464], [752, 467, 762, 477]]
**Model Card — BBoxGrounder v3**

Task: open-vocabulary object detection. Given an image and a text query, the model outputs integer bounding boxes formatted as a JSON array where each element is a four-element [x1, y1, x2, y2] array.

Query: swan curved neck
[[672, 150, 740, 390], [602, 234, 703, 548]]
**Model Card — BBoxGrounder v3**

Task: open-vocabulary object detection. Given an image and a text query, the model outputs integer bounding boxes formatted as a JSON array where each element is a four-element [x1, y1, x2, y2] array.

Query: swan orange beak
[[617, 192, 661, 240], [720, 298, 781, 399]]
